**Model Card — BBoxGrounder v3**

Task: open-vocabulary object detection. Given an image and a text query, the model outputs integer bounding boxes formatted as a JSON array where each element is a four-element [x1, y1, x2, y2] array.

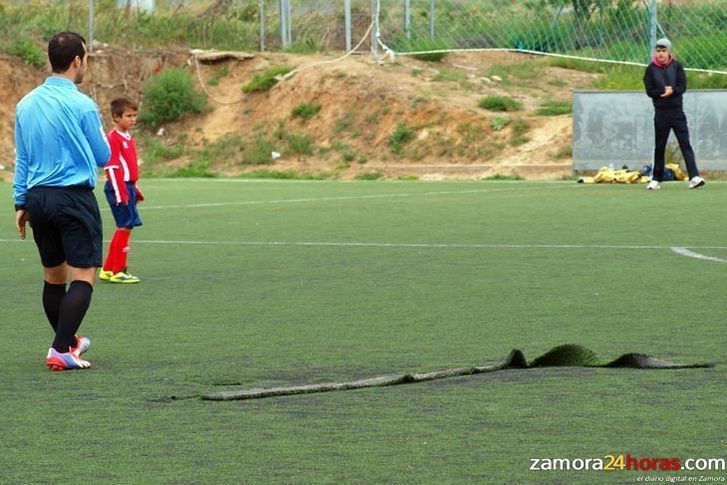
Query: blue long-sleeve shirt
[[13, 77, 111, 209]]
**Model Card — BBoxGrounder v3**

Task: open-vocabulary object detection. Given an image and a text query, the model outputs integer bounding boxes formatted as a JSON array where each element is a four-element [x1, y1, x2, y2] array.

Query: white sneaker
[[646, 180, 661, 190], [689, 176, 705, 189]]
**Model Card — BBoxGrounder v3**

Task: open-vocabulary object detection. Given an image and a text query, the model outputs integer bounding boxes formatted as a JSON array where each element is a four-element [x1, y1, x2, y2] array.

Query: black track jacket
[[643, 59, 687, 110]]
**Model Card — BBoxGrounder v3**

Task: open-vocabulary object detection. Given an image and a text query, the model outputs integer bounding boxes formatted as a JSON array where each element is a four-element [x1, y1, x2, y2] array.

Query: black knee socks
[[42, 282, 66, 332], [52, 281, 93, 353]]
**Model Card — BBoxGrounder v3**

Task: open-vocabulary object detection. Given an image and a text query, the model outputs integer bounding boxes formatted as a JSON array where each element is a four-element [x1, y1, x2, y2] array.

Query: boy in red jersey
[[99, 96, 144, 284]]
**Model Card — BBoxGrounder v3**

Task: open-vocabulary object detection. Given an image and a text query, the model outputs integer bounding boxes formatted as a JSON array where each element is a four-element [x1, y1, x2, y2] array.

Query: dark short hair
[[48, 32, 86, 73], [110, 96, 139, 118]]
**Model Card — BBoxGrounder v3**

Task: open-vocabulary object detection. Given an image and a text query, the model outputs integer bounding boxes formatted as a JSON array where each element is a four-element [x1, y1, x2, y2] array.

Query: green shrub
[[355, 172, 384, 181], [673, 32, 727, 71], [490, 117, 511, 131], [549, 58, 610, 73], [243, 133, 276, 165], [479, 96, 521, 112], [206, 65, 229, 87], [536, 99, 572, 116], [552, 145, 573, 159], [331, 140, 349, 151], [286, 132, 314, 156], [512, 119, 530, 135], [136, 134, 186, 167], [198, 135, 245, 164], [335, 112, 356, 133], [285, 37, 323, 54], [389, 123, 414, 154], [239, 169, 328, 180], [511, 135, 530, 146], [398, 38, 450, 62], [511, 119, 531, 146], [291, 102, 322, 121], [242, 66, 292, 93], [594, 66, 644, 90], [688, 72, 727, 89], [433, 69, 467, 83], [171, 159, 216, 178], [3, 37, 45, 69], [201, 16, 259, 51], [589, 63, 727, 91], [139, 68, 207, 128], [484, 174, 523, 181], [487, 61, 542, 81]]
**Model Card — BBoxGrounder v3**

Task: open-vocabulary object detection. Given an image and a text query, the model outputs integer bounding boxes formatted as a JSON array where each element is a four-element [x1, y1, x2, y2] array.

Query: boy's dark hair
[[48, 32, 86, 73], [110, 96, 139, 118]]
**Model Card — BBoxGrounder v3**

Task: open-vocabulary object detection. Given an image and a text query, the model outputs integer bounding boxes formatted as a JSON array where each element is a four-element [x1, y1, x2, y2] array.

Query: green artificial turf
[[1, 179, 724, 483]]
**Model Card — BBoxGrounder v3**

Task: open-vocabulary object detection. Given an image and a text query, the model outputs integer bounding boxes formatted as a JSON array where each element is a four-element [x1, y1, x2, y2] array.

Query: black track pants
[[652, 108, 700, 182]]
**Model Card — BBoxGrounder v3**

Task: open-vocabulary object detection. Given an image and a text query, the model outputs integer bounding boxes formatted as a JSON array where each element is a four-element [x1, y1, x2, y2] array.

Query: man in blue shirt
[[14, 31, 111, 371]]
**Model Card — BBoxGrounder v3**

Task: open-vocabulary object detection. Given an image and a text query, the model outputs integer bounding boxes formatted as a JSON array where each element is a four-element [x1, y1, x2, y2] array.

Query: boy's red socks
[[102, 230, 120, 272], [103, 228, 132, 274]]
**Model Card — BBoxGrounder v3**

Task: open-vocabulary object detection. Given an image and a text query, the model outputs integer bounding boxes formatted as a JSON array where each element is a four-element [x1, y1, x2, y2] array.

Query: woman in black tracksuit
[[642, 38, 705, 190]]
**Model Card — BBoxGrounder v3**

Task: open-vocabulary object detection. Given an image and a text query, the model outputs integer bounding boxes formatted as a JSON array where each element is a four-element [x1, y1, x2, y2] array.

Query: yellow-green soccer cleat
[[98, 269, 114, 281], [108, 271, 140, 284]]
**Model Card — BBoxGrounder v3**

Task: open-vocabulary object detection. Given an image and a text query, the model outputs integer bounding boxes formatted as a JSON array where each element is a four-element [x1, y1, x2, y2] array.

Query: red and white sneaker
[[46, 348, 91, 371], [71, 335, 91, 356]]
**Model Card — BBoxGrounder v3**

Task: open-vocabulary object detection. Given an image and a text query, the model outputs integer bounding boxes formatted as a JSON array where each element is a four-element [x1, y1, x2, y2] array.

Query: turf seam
[[198, 345, 713, 402]]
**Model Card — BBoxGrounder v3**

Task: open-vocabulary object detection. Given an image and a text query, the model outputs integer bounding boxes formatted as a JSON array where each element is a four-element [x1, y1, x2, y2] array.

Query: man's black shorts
[[26, 186, 103, 268]]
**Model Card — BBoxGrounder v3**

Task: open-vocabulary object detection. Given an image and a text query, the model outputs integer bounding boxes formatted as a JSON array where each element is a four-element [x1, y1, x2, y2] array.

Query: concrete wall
[[573, 90, 727, 171]]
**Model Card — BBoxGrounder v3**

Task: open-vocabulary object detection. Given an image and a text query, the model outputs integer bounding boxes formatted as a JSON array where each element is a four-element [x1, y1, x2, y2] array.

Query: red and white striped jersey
[[104, 129, 139, 204]]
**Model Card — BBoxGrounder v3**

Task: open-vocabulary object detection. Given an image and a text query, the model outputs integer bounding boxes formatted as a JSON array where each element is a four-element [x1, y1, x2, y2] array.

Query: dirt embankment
[[2, 48, 591, 182]]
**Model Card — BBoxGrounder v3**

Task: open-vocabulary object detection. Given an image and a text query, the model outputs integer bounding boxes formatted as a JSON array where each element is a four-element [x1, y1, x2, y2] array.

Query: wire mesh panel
[[261, 0, 372, 52], [289, 0, 372, 51], [655, 0, 727, 71], [376, 0, 726, 72]]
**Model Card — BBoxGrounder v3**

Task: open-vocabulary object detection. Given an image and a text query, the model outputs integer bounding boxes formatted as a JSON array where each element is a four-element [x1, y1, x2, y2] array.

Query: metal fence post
[[287, 0, 292, 48], [259, 0, 265, 51], [279, 0, 285, 48], [648, 0, 658, 62], [404, 0, 411, 40], [371, 0, 379, 60], [344, 0, 352, 51], [88, 0, 94, 53], [279, 0, 291, 49], [429, 0, 435, 39]]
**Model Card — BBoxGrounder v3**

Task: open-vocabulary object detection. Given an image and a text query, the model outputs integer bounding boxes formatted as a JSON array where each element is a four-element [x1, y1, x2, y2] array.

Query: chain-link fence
[[3, 1, 724, 71], [264, 0, 726, 73], [259, 0, 373, 52], [376, 0, 726, 73]]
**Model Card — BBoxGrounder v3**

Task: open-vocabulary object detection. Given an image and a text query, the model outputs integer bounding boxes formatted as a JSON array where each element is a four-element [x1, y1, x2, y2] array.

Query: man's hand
[[135, 186, 144, 202], [16, 209, 28, 240], [661, 86, 674, 98]]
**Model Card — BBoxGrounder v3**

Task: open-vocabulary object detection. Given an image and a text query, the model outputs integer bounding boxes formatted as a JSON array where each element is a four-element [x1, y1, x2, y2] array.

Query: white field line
[[670, 247, 727, 263], [3, 238, 726, 252], [143, 178, 581, 184], [134, 185, 578, 210], [122, 241, 678, 249], [3, 239, 727, 264]]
